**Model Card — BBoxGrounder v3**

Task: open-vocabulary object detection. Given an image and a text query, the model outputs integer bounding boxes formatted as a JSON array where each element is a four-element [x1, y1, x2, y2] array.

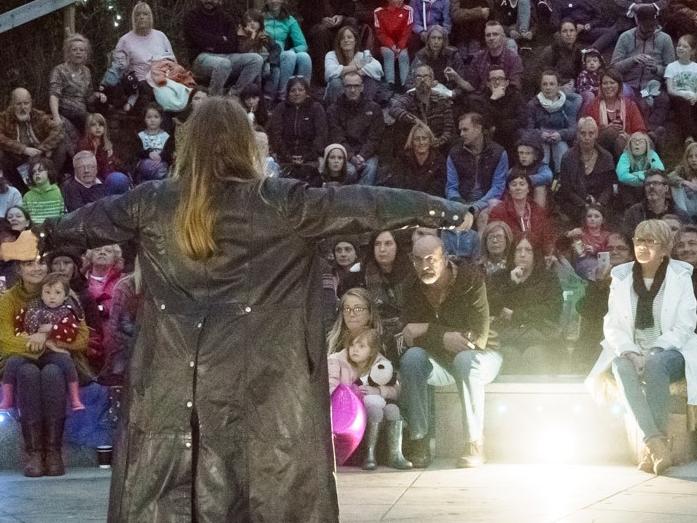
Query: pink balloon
[[331, 384, 367, 465]]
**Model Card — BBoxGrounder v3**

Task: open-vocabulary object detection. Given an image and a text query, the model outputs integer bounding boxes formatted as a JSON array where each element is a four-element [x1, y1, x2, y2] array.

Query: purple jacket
[[412, 0, 452, 34]]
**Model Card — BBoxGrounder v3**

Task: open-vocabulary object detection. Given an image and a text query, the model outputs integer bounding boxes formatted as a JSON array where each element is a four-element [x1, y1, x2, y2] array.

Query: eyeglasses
[[608, 245, 630, 252], [343, 306, 368, 315], [343, 84, 362, 89], [288, 75, 305, 80], [488, 234, 506, 242], [633, 238, 662, 247]]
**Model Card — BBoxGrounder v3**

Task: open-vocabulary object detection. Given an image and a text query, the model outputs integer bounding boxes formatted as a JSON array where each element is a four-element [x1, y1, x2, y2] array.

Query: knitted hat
[[45, 245, 84, 272], [323, 143, 347, 164]]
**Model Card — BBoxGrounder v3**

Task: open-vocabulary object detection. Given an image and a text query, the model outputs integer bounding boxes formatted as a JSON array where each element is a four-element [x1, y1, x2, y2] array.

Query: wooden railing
[[0, 0, 76, 35]]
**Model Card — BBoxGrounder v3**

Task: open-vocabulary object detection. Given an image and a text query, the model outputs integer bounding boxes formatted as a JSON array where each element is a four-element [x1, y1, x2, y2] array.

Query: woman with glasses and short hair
[[587, 219, 697, 475]]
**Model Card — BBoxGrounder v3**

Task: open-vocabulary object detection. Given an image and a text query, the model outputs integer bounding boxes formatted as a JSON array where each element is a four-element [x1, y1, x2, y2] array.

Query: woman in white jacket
[[588, 219, 697, 475]]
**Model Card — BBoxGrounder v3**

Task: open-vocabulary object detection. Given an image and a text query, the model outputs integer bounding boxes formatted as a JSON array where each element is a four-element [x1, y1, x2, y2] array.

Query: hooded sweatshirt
[[611, 26, 675, 89], [509, 132, 553, 188], [22, 183, 64, 224]]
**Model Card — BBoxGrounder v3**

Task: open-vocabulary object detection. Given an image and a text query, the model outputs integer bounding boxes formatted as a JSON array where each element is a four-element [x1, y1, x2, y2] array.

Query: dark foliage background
[[0, 0, 299, 109]]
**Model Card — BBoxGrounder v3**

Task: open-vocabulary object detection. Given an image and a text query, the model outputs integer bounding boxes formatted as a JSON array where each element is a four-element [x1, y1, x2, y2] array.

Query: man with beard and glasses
[[623, 170, 689, 237], [0, 89, 65, 193], [399, 235, 501, 469]]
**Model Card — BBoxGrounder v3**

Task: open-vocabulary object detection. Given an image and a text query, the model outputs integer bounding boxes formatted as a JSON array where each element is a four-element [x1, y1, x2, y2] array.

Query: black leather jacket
[[43, 177, 466, 522]]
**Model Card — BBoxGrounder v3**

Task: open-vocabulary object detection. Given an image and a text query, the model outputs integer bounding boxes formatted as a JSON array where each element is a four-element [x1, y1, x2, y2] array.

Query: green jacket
[[22, 183, 64, 224]]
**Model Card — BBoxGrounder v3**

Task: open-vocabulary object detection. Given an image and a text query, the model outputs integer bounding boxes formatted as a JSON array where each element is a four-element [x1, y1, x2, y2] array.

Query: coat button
[[245, 306, 252, 313], [453, 215, 459, 221], [189, 361, 195, 368], [429, 210, 436, 216], [185, 442, 192, 449], [186, 401, 193, 408], [196, 322, 202, 329], [440, 211, 445, 217], [160, 304, 166, 310]]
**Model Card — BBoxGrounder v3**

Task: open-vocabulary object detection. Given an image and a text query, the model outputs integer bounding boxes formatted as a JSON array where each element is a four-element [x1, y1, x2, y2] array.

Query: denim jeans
[[542, 140, 569, 174], [612, 349, 685, 442], [192, 52, 263, 96], [516, 0, 531, 32], [346, 156, 379, 185], [380, 47, 410, 86], [269, 50, 312, 100], [400, 347, 502, 442]]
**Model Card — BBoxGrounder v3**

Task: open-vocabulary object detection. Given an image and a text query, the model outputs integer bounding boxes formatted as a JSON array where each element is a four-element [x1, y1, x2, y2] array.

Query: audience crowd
[[2, 0, 697, 478]]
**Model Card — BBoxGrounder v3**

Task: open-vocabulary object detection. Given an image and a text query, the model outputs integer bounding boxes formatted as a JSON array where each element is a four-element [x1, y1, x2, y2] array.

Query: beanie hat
[[323, 143, 347, 164]]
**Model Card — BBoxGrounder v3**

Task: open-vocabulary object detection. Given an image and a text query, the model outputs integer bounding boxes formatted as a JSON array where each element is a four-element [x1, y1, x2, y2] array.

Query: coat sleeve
[[287, 17, 309, 53], [41, 182, 148, 251], [359, 107, 385, 160], [327, 355, 342, 394], [266, 180, 468, 241], [655, 273, 697, 351], [603, 273, 641, 356], [311, 103, 328, 159], [611, 33, 636, 74], [396, 8, 414, 49], [324, 52, 343, 82]]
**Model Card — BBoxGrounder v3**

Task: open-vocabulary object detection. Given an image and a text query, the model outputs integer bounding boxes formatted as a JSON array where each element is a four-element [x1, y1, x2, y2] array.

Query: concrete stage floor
[[2, 461, 697, 522]]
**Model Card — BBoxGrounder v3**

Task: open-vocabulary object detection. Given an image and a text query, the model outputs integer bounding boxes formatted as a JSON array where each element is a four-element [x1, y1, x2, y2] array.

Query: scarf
[[536, 91, 566, 113], [598, 98, 627, 129], [632, 256, 669, 330]]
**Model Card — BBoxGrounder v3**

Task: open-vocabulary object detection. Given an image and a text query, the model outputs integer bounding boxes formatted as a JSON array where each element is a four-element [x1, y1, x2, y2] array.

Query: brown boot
[[44, 418, 66, 476], [647, 436, 672, 476], [20, 420, 44, 477], [637, 445, 653, 473], [456, 440, 485, 468]]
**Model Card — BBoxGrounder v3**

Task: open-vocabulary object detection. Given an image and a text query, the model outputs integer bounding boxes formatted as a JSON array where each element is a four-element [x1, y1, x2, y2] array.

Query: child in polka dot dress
[[0, 273, 85, 412]]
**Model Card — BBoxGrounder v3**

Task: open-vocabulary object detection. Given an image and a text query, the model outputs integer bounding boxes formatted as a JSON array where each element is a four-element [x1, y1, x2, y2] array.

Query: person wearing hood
[[404, 25, 468, 99], [327, 72, 384, 185], [23, 157, 64, 225], [469, 65, 527, 156], [0, 88, 65, 194], [527, 70, 582, 174], [611, 3, 675, 139], [268, 77, 327, 186], [408, 0, 452, 56], [506, 131, 553, 207]]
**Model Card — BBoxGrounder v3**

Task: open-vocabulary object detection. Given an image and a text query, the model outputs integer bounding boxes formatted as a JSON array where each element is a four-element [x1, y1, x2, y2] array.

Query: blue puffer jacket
[[526, 92, 582, 144]]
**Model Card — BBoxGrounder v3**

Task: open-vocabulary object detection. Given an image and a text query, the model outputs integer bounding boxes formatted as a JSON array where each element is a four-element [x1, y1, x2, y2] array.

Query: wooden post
[[63, 4, 75, 36]]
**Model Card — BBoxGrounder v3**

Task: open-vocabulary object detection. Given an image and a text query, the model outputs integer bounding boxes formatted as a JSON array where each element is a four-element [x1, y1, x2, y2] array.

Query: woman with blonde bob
[[32, 96, 468, 521], [587, 219, 697, 476], [387, 121, 446, 196]]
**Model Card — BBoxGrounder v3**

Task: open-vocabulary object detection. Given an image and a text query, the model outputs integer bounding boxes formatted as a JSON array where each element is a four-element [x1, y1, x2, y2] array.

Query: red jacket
[[374, 4, 413, 49], [489, 195, 554, 254], [583, 96, 647, 135]]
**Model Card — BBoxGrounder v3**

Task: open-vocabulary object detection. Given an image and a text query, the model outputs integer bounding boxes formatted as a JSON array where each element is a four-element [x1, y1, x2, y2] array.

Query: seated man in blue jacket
[[446, 112, 508, 221]]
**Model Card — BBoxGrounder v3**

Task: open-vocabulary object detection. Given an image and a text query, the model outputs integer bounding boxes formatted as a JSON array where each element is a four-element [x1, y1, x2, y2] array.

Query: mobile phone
[[597, 251, 610, 271]]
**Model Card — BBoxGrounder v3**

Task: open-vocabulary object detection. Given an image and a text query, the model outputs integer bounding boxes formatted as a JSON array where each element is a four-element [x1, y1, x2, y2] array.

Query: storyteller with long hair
[[26, 96, 470, 521]]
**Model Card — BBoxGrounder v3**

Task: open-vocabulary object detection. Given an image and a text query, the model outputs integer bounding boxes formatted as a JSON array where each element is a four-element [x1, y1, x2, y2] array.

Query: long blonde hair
[[85, 113, 112, 153], [326, 288, 382, 354], [173, 96, 263, 260]]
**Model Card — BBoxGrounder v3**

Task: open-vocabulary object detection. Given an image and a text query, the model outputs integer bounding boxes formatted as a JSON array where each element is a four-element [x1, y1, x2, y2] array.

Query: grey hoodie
[[611, 26, 675, 89]]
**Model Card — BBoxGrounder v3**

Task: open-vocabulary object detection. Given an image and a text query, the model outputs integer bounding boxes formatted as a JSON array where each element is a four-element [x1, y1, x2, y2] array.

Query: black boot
[[408, 437, 431, 469], [20, 419, 44, 477], [361, 421, 381, 470], [386, 420, 412, 470], [44, 418, 66, 476]]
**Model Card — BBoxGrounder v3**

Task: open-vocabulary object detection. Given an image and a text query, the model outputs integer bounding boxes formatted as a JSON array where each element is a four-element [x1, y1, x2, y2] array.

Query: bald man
[[0, 88, 65, 193], [399, 235, 501, 468]]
